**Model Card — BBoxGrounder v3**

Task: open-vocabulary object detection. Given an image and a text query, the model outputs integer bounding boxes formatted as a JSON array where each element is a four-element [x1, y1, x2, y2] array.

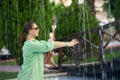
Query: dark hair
[[20, 21, 34, 45]]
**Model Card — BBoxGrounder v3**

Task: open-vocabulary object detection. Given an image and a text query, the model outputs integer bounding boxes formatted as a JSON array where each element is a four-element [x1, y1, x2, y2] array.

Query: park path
[[0, 59, 20, 72], [0, 65, 20, 72]]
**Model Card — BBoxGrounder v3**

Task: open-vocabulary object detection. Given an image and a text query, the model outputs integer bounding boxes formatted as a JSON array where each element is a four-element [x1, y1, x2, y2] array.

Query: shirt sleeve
[[29, 40, 55, 53]]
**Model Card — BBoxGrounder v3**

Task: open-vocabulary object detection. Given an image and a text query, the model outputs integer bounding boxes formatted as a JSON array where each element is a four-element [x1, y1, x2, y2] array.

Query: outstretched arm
[[53, 39, 79, 49]]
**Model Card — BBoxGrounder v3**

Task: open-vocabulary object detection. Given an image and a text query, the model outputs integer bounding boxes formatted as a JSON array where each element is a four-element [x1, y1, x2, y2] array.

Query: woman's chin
[[35, 35, 38, 37]]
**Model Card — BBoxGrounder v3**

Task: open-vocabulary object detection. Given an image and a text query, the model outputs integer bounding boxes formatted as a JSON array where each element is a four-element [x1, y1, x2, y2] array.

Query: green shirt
[[17, 39, 54, 80]]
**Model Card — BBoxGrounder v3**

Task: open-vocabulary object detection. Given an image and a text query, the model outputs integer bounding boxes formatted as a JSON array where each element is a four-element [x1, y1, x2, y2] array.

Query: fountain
[[0, 0, 120, 80]]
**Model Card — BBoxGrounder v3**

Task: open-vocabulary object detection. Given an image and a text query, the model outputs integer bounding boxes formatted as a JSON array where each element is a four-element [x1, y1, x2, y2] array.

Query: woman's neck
[[26, 35, 35, 41]]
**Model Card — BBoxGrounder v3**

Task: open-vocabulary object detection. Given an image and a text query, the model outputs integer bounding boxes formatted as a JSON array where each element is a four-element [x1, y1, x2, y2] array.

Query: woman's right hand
[[65, 39, 79, 47]]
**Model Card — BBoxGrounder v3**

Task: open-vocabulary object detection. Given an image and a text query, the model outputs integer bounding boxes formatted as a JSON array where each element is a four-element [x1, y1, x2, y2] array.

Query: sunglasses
[[30, 27, 39, 30]]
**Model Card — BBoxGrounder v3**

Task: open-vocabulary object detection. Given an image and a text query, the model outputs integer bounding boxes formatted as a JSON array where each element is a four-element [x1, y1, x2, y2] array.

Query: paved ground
[[0, 59, 20, 72], [6, 72, 67, 80], [106, 41, 120, 48], [0, 65, 20, 72]]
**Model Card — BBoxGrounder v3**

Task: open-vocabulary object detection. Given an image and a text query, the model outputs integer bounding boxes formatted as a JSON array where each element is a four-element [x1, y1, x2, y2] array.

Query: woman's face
[[29, 23, 39, 37]]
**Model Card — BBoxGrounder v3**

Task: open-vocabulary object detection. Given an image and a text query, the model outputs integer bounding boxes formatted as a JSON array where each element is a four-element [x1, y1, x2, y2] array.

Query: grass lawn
[[0, 61, 18, 66], [0, 60, 18, 80], [0, 72, 18, 80], [60, 51, 120, 64]]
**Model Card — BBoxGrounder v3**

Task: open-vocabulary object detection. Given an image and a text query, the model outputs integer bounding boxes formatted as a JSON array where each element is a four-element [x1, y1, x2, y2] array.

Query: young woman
[[17, 21, 79, 80]]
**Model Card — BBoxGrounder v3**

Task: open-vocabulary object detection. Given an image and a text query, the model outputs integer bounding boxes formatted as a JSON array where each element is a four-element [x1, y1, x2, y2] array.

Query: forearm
[[53, 41, 69, 49], [53, 39, 79, 49]]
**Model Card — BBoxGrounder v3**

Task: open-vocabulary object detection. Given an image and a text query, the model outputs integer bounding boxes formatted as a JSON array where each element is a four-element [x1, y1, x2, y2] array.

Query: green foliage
[[0, 61, 17, 66], [0, 72, 18, 80], [105, 51, 120, 61], [103, 0, 120, 34], [54, 0, 98, 40], [80, 51, 120, 63], [0, 0, 99, 66], [0, 16, 4, 49], [112, 0, 120, 33], [54, 0, 98, 55], [0, 0, 54, 65]]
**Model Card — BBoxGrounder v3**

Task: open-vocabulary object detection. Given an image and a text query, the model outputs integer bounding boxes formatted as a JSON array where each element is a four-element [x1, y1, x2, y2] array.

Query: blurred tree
[[0, 0, 54, 65], [54, 0, 98, 41], [53, 0, 99, 63], [104, 0, 120, 34], [0, 0, 99, 65]]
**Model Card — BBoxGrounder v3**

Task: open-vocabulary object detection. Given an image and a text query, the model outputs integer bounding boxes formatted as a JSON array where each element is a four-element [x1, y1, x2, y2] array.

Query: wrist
[[64, 42, 69, 47]]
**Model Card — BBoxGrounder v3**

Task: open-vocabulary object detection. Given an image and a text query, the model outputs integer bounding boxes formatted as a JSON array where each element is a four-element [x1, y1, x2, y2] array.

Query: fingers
[[74, 39, 78, 41], [72, 39, 79, 42], [70, 39, 79, 47]]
